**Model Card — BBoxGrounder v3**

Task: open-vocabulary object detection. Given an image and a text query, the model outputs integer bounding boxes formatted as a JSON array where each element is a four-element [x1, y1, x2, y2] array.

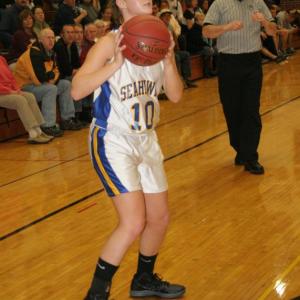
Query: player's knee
[[147, 211, 170, 229], [122, 218, 146, 241]]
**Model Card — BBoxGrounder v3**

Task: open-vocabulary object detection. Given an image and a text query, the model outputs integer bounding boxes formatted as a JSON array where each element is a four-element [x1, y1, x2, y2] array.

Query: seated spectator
[[53, 0, 88, 35], [276, 9, 299, 55], [182, 10, 217, 77], [200, 0, 210, 15], [14, 28, 81, 137], [159, 9, 197, 88], [94, 19, 106, 40], [260, 31, 286, 63], [54, 24, 90, 122], [80, 22, 97, 64], [9, 9, 37, 60], [0, 0, 28, 48], [160, 0, 182, 37], [167, 0, 184, 24], [152, 1, 159, 16], [54, 24, 80, 79], [32, 6, 50, 37], [97, 5, 118, 31], [79, 0, 99, 23], [185, 0, 205, 26], [74, 23, 84, 56], [0, 55, 53, 144]]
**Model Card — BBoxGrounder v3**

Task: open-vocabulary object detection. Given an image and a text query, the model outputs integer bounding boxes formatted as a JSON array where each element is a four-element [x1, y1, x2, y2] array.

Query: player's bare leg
[[130, 191, 186, 298], [85, 191, 146, 300]]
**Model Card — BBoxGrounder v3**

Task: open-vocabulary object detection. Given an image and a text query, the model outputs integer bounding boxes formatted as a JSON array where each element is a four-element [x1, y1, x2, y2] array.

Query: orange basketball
[[121, 15, 171, 66]]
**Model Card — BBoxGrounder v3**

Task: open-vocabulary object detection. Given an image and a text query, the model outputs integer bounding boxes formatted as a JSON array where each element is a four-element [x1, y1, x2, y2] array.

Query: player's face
[[121, 0, 153, 19]]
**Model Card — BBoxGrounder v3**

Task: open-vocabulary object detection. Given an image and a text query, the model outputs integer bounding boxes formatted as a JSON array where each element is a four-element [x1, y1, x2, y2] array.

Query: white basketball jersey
[[92, 58, 164, 134]]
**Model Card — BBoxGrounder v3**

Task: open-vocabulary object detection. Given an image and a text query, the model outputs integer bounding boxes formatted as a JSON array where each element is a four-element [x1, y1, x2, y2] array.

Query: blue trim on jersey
[[91, 127, 129, 197], [93, 81, 112, 130]]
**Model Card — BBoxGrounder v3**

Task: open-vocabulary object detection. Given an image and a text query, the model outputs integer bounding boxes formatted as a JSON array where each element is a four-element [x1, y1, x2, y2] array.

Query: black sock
[[90, 258, 119, 293], [136, 253, 158, 275]]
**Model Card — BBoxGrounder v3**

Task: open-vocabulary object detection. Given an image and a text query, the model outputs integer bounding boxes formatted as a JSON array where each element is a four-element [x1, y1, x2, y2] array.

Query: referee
[[203, 0, 276, 175]]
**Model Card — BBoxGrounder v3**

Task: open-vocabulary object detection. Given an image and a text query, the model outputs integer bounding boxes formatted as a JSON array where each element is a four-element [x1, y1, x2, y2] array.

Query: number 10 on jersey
[[131, 100, 155, 131]]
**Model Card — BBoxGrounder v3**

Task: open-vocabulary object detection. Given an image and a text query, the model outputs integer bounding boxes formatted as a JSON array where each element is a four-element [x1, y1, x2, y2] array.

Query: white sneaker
[[27, 135, 50, 144], [40, 131, 54, 141]]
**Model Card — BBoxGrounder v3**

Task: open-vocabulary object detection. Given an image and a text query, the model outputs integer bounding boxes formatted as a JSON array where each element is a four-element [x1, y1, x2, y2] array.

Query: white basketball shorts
[[89, 126, 168, 197]]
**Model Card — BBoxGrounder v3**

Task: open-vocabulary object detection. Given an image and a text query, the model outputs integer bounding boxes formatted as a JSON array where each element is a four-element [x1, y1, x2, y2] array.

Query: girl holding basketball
[[72, 0, 185, 299]]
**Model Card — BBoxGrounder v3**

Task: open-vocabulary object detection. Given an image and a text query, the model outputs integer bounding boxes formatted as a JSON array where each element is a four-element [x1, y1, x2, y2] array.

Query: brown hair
[[18, 9, 33, 29]]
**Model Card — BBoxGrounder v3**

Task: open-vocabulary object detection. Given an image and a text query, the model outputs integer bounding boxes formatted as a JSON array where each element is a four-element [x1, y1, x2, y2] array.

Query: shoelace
[[150, 273, 170, 289]]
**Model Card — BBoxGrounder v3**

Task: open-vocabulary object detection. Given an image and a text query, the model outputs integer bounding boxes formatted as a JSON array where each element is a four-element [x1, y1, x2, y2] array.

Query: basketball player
[[71, 0, 186, 299]]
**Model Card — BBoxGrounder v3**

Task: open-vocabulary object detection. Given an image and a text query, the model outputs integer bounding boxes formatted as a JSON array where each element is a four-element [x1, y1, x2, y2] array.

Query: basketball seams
[[122, 15, 170, 66], [123, 38, 164, 64], [124, 30, 170, 44]]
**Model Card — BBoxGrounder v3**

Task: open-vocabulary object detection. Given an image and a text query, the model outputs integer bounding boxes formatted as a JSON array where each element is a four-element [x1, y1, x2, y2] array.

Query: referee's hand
[[225, 21, 243, 32], [251, 11, 265, 23]]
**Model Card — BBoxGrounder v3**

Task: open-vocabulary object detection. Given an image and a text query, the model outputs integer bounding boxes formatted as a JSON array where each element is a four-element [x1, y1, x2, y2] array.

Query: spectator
[[54, 24, 80, 79], [152, 2, 159, 16], [9, 9, 37, 60], [185, 0, 205, 25], [14, 28, 81, 137], [182, 10, 217, 77], [276, 9, 298, 55], [54, 24, 89, 122], [0, 55, 52, 144], [159, 9, 197, 88], [260, 30, 286, 63], [80, 22, 97, 64], [200, 0, 210, 15], [0, 0, 29, 48], [94, 19, 106, 40], [73, 23, 84, 55], [79, 0, 99, 23], [53, 0, 88, 35], [97, 5, 118, 31], [32, 6, 50, 37], [160, 0, 182, 37], [167, 0, 184, 23]]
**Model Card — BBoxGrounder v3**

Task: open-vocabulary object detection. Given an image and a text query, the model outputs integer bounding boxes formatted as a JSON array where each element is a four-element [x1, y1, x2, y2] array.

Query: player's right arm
[[71, 31, 125, 100]]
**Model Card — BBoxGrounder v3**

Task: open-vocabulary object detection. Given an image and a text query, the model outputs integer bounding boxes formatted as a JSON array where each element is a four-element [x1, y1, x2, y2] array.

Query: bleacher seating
[[0, 108, 26, 141]]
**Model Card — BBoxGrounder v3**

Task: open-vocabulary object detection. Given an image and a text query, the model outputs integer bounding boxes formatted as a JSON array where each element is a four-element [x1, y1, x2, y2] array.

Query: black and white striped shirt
[[204, 0, 273, 54]]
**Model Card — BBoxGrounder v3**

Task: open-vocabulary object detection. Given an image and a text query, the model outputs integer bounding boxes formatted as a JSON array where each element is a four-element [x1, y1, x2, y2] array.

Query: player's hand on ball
[[113, 28, 126, 69]]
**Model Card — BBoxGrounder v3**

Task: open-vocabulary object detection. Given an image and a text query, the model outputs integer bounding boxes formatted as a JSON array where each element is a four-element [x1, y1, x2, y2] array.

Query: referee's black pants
[[218, 51, 263, 162]]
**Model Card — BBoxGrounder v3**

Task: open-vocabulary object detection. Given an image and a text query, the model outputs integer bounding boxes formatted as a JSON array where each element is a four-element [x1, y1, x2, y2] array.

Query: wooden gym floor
[[0, 53, 300, 300]]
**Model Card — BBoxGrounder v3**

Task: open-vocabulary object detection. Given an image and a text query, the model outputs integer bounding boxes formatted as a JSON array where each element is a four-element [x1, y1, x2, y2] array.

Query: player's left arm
[[162, 33, 183, 103]]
